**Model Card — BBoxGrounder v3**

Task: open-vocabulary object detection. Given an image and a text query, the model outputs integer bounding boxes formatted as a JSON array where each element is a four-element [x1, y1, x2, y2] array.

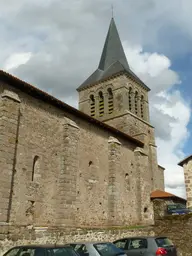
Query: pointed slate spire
[[98, 18, 129, 71], [77, 18, 150, 91]]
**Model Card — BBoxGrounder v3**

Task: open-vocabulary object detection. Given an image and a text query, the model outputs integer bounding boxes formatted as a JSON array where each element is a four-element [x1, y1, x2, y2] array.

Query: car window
[[128, 239, 147, 250], [113, 240, 128, 250], [3, 248, 20, 256], [94, 243, 125, 256], [52, 247, 82, 256], [69, 244, 88, 256], [155, 237, 174, 247], [20, 248, 46, 256]]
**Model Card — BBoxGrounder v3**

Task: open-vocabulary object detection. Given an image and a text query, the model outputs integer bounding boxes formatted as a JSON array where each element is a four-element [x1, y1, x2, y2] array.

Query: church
[[0, 18, 164, 228]]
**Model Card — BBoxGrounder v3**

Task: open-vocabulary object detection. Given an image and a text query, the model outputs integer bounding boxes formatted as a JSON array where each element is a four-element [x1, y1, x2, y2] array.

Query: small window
[[135, 91, 138, 115], [90, 95, 95, 117], [128, 239, 147, 250], [32, 155, 40, 181], [99, 91, 104, 117], [128, 87, 132, 111], [107, 88, 113, 114], [141, 95, 144, 118]]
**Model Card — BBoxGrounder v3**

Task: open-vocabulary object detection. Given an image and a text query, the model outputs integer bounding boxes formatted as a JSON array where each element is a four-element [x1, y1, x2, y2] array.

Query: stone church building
[[0, 18, 164, 229]]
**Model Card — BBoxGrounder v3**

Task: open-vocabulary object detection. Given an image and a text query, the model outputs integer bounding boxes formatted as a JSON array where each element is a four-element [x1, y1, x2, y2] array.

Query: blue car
[[167, 203, 192, 215]]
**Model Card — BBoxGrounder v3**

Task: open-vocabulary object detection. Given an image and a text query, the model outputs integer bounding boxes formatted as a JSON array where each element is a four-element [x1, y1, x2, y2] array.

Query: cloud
[[124, 44, 190, 198], [0, 0, 191, 199], [4, 52, 32, 71]]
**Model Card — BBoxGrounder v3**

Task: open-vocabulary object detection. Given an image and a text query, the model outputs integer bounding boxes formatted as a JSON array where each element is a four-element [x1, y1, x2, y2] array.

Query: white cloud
[[124, 44, 191, 199], [4, 52, 32, 71], [0, 0, 191, 200]]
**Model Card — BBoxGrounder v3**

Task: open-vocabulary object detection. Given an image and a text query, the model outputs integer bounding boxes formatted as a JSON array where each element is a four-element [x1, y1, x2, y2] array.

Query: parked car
[[3, 244, 79, 256], [167, 203, 192, 215], [113, 236, 177, 256], [66, 242, 127, 256]]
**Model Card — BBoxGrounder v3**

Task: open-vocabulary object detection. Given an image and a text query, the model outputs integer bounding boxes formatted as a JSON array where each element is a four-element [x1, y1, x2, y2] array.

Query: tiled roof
[[150, 190, 186, 201]]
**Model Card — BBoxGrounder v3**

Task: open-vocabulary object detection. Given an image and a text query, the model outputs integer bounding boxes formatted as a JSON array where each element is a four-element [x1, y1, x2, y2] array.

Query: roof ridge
[[0, 70, 144, 147]]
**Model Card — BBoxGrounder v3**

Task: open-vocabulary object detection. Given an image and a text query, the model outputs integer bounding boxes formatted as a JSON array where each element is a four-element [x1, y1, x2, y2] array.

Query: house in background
[[151, 190, 187, 218], [151, 190, 186, 205]]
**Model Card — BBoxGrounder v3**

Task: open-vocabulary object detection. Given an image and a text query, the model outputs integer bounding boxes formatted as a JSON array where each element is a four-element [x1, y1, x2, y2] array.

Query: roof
[[98, 18, 129, 71], [178, 154, 192, 166], [67, 242, 111, 245], [8, 245, 71, 249], [114, 236, 166, 241], [150, 190, 186, 202], [77, 18, 150, 92], [0, 70, 143, 147]]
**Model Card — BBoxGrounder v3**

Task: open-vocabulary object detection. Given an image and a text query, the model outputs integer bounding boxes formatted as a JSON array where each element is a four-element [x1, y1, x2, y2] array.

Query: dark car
[[113, 236, 177, 256], [167, 203, 192, 215], [3, 244, 79, 256]]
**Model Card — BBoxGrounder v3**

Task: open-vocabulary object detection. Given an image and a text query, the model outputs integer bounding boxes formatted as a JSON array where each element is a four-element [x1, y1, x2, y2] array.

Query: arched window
[[107, 88, 113, 114], [32, 155, 40, 181], [128, 87, 132, 111], [99, 91, 104, 117], [141, 95, 144, 119], [135, 91, 138, 115], [90, 94, 95, 117]]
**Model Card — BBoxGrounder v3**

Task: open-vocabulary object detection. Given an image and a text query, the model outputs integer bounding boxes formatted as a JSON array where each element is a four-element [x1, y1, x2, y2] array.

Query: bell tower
[[77, 18, 164, 193], [77, 18, 150, 129]]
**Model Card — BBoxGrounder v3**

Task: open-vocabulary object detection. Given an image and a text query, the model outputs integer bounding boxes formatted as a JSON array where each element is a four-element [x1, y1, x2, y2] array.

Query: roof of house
[[178, 155, 192, 167], [77, 18, 150, 92], [0, 69, 144, 147], [150, 190, 186, 202]]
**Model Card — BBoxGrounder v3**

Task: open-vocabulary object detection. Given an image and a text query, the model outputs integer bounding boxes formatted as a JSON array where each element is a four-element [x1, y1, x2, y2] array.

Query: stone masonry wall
[[182, 160, 192, 208], [0, 225, 154, 255], [0, 82, 143, 229], [0, 90, 21, 223], [154, 214, 192, 256]]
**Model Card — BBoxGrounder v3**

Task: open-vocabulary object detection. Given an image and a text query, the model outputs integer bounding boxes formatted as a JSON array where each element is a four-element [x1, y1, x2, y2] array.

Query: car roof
[[114, 236, 167, 240], [68, 242, 111, 245], [10, 245, 72, 249]]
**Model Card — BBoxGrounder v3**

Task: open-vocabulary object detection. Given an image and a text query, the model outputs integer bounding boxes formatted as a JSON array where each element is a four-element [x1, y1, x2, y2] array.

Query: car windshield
[[167, 204, 185, 210], [155, 237, 174, 248], [94, 243, 125, 256], [52, 247, 78, 256], [68, 244, 88, 256]]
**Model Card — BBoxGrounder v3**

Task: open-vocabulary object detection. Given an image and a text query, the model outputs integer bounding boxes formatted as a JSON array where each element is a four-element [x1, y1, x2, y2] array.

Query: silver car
[[113, 236, 177, 256], [67, 242, 127, 256]]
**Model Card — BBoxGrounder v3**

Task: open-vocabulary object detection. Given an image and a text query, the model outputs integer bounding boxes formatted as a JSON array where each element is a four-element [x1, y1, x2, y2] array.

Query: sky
[[0, 0, 192, 198]]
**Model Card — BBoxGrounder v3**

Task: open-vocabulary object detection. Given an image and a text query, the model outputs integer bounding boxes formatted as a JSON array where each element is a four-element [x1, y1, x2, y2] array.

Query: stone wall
[[180, 159, 192, 208], [154, 214, 192, 256], [78, 74, 149, 123], [0, 81, 147, 229], [0, 225, 154, 255]]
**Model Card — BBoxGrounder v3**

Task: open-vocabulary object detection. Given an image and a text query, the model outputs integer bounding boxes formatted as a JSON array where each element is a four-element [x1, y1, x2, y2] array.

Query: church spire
[[77, 17, 149, 91], [98, 18, 129, 71]]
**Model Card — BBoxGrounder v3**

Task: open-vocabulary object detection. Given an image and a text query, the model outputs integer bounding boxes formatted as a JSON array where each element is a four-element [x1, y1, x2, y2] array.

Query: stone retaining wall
[[0, 225, 154, 255]]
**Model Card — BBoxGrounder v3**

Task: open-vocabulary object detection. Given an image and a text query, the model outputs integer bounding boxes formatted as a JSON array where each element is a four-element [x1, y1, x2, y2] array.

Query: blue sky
[[0, 0, 191, 198]]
